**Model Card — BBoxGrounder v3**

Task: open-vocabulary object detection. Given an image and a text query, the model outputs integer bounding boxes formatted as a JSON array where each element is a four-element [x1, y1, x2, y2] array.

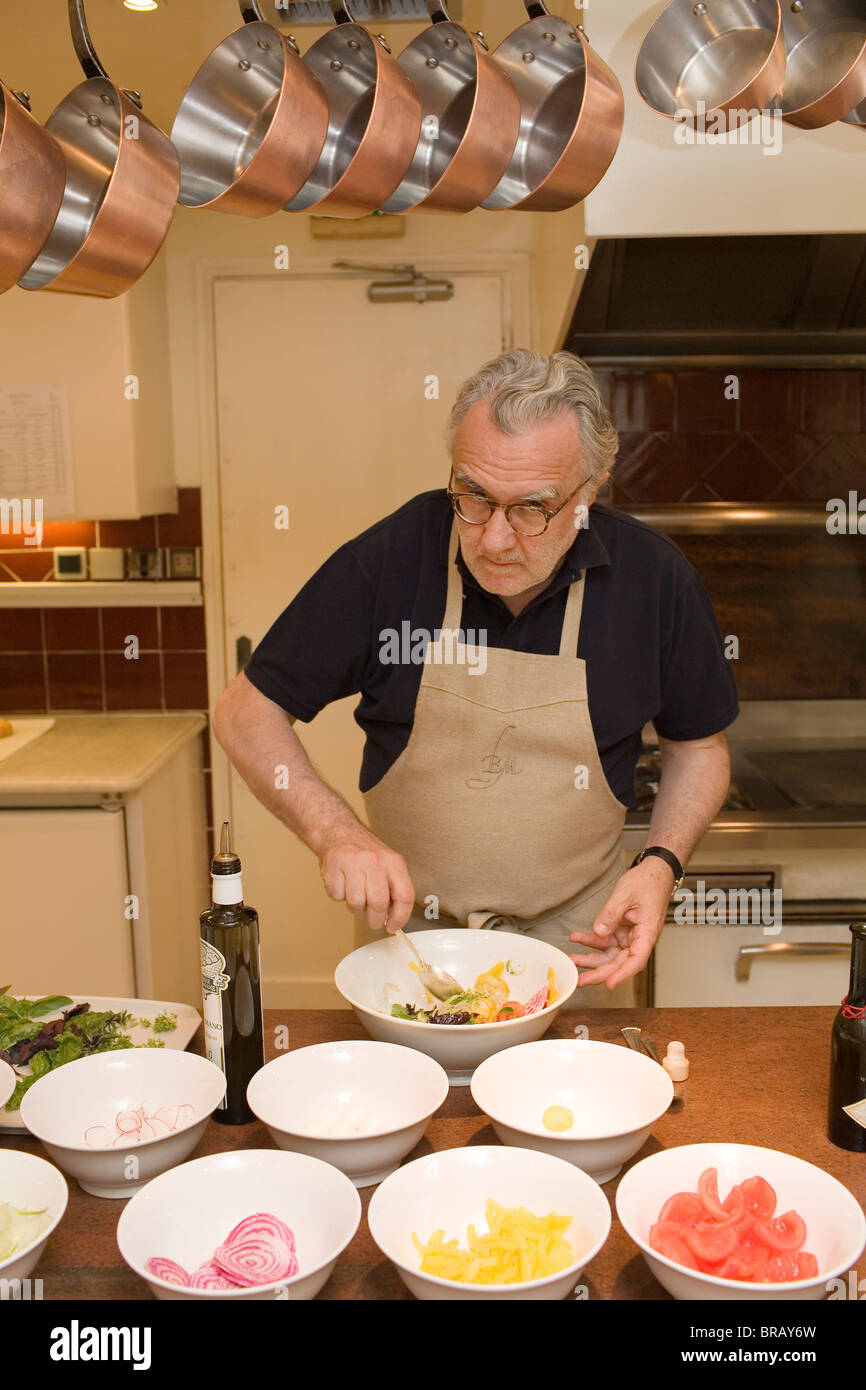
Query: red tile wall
[[0, 488, 207, 713], [592, 368, 866, 503]]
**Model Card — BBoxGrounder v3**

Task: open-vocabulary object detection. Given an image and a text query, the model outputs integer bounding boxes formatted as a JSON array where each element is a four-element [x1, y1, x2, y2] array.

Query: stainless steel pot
[[842, 96, 866, 126], [171, 1, 328, 216], [19, 0, 179, 297], [482, 0, 624, 212], [285, 0, 422, 218], [380, 0, 520, 214], [635, 0, 786, 129], [771, 0, 866, 129], [0, 84, 66, 293]]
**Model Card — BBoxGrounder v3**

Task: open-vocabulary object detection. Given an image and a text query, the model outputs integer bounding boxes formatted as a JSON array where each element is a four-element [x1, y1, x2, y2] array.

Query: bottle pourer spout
[[212, 820, 241, 875]]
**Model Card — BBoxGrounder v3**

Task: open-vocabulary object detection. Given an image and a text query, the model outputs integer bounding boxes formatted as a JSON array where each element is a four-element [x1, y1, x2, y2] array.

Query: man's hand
[[317, 822, 416, 935], [568, 858, 674, 989]]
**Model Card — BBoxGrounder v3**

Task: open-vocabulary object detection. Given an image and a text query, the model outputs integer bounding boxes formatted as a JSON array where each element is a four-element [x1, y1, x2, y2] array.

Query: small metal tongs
[[396, 930, 464, 1002], [621, 1026, 661, 1064]]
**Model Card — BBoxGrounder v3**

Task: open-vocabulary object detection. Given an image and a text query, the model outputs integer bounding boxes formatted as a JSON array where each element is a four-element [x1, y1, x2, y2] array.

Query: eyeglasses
[[447, 476, 590, 537]]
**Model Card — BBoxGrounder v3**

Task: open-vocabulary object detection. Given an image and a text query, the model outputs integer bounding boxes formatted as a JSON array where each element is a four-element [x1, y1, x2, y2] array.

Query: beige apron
[[363, 520, 633, 997]]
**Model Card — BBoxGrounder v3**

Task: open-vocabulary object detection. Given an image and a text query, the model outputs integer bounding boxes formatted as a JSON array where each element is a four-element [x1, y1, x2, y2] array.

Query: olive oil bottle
[[827, 922, 866, 1152], [200, 822, 264, 1125]]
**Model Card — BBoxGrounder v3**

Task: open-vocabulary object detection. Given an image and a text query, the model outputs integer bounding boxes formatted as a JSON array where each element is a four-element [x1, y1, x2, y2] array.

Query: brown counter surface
[[4, 1006, 864, 1301]]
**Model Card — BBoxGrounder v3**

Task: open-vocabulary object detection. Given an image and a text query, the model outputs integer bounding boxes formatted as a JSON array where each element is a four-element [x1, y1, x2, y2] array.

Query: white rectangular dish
[[1, 995, 201, 1134]]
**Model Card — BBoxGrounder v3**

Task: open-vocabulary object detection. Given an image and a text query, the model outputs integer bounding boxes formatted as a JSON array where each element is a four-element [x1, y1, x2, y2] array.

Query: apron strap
[[441, 518, 464, 634], [559, 571, 586, 657]]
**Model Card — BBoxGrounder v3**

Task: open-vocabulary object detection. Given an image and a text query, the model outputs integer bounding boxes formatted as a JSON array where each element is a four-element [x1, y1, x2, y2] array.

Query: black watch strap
[[630, 846, 685, 889]]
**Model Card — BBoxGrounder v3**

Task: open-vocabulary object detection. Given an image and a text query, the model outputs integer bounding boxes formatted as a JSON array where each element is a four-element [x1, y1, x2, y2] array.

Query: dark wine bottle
[[827, 921, 866, 1152], [200, 821, 264, 1125]]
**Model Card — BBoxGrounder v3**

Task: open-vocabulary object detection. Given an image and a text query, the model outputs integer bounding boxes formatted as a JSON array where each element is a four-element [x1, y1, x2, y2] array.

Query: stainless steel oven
[[625, 701, 866, 1007]]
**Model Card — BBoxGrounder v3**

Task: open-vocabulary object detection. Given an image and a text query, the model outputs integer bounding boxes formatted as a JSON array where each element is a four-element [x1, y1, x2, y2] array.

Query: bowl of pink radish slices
[[117, 1149, 362, 1300], [19, 1049, 226, 1198], [616, 1142, 866, 1301]]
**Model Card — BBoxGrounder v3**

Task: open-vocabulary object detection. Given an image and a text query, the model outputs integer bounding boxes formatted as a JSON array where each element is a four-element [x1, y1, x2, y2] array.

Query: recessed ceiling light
[[123, 1, 158, 11]]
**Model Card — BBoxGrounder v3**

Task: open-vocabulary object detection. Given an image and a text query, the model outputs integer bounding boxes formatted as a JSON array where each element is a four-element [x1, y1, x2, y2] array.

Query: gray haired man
[[215, 350, 738, 994]]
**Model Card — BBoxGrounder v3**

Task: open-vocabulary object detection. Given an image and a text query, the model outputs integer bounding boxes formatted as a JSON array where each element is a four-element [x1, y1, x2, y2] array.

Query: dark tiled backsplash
[[0, 489, 207, 713], [593, 369, 866, 504]]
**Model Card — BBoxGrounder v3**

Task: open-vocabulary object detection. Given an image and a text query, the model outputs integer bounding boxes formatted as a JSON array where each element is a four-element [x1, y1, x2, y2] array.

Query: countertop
[[5, 1006, 863, 1301], [0, 714, 206, 795]]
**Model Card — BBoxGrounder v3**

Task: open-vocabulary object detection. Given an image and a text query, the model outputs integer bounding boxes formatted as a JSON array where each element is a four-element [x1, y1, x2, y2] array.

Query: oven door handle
[[735, 942, 850, 982]]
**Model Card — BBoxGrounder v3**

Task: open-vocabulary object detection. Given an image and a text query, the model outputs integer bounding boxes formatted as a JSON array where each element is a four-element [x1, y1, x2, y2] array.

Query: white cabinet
[[0, 807, 135, 996], [0, 721, 208, 1007], [0, 259, 176, 520]]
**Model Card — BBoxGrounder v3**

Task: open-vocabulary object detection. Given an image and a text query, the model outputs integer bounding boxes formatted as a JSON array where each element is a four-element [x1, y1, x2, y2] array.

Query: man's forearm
[[212, 674, 360, 856], [644, 732, 731, 870]]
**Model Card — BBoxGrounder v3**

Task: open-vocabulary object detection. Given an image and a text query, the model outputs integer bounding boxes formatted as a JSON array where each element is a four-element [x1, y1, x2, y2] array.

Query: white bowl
[[335, 929, 578, 1085], [367, 1144, 611, 1301], [0, 1059, 15, 1109], [19, 1048, 227, 1198], [117, 1149, 362, 1300], [0, 1149, 68, 1283], [616, 1142, 866, 1301], [247, 1041, 449, 1188], [471, 1039, 674, 1183]]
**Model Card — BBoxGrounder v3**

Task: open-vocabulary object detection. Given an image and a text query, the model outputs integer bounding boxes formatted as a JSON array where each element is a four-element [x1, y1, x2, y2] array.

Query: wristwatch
[[630, 846, 685, 892]]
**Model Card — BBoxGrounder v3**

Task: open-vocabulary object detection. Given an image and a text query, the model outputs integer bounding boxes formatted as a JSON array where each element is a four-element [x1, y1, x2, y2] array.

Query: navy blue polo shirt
[[244, 490, 739, 806]]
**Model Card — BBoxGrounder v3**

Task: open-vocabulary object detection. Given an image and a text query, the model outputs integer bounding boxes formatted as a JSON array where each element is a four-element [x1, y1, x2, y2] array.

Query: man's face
[[450, 399, 606, 600]]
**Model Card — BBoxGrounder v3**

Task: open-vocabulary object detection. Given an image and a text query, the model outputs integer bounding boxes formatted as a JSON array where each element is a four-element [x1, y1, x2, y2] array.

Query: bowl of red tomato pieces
[[616, 1142, 866, 1300]]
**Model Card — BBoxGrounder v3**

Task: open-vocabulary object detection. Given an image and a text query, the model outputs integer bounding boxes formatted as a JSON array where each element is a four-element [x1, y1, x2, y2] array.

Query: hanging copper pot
[[381, 0, 520, 215], [19, 0, 179, 298], [285, 0, 422, 219], [482, 0, 624, 212], [772, 0, 866, 129], [0, 84, 66, 293], [635, 0, 786, 130], [171, 1, 328, 216]]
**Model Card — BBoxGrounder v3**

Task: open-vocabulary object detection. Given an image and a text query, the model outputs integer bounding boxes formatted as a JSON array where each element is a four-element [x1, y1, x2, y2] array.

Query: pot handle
[[425, 1, 454, 21], [524, 1, 551, 16], [68, 0, 143, 107], [329, 0, 359, 23], [239, 1, 266, 20]]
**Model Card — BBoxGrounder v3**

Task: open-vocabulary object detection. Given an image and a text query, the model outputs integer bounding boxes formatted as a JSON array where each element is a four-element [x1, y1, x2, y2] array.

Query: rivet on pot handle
[[68, 0, 143, 108]]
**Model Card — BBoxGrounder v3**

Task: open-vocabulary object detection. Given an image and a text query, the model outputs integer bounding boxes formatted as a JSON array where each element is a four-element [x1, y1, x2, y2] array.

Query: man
[[214, 350, 738, 993]]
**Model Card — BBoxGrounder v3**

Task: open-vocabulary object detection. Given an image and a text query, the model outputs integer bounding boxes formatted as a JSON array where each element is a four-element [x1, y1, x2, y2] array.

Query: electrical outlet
[[165, 547, 201, 579]]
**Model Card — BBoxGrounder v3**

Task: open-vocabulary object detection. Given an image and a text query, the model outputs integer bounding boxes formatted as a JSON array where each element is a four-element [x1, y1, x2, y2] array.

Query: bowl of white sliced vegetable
[[0, 1149, 68, 1282], [247, 1041, 449, 1187]]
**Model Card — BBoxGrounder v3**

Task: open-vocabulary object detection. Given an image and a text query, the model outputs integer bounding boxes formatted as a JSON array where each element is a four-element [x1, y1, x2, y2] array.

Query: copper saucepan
[[19, 0, 179, 298], [380, 0, 520, 215], [635, 0, 786, 130], [771, 0, 866, 129], [170, 1, 328, 216], [285, 0, 422, 218], [0, 84, 66, 293], [482, 0, 624, 212]]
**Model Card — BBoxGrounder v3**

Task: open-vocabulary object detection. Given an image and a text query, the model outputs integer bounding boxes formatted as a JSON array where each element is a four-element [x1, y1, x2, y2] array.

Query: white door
[[214, 268, 513, 1006]]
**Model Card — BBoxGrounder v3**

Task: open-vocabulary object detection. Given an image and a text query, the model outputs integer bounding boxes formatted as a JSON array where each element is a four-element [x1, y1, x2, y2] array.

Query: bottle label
[[200, 939, 230, 1109], [843, 1097, 866, 1130]]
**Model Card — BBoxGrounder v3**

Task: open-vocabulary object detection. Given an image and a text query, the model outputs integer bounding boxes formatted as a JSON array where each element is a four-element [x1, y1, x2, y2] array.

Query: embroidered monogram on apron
[[363, 519, 628, 934]]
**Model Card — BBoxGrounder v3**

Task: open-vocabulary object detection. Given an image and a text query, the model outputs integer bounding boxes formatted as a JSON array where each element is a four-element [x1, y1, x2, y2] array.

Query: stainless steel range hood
[[566, 234, 866, 367]]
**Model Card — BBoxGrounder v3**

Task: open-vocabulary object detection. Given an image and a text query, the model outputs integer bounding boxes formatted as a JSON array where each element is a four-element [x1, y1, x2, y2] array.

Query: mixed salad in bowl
[[388, 960, 557, 1026]]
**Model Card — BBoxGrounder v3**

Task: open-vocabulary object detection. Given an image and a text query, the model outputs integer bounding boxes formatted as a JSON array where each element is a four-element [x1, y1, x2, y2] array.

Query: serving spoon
[[394, 929, 464, 1003]]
